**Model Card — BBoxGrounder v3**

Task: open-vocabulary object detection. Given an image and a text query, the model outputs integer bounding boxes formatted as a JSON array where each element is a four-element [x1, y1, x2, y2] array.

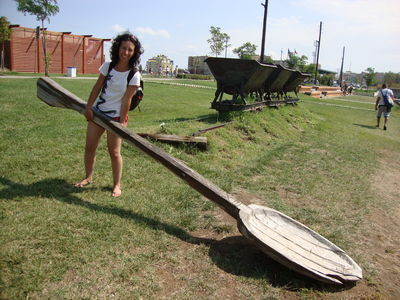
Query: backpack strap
[[104, 62, 114, 84], [107, 64, 137, 87], [106, 64, 136, 85], [127, 67, 138, 86], [103, 62, 114, 85], [382, 89, 390, 98], [100, 62, 114, 94], [107, 62, 113, 75]]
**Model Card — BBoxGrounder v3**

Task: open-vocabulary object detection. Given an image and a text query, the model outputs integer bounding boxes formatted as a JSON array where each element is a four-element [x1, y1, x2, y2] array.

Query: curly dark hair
[[109, 32, 144, 69]]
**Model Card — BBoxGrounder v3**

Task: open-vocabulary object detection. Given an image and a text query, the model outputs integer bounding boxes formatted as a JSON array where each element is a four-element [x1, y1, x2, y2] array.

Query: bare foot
[[74, 178, 92, 188], [111, 186, 121, 197]]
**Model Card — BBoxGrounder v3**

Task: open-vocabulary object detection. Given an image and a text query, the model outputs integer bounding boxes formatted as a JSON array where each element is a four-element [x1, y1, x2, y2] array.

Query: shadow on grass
[[158, 113, 218, 125], [0, 176, 353, 292], [353, 123, 378, 129], [157, 110, 247, 126], [208, 236, 356, 292]]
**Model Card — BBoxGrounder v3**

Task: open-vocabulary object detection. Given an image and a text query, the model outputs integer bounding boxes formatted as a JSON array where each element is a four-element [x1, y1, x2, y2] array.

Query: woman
[[74, 32, 143, 197]]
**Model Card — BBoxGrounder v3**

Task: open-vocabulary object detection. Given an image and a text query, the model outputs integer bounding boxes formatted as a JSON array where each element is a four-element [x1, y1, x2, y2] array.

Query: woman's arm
[[85, 74, 106, 121], [119, 85, 138, 126]]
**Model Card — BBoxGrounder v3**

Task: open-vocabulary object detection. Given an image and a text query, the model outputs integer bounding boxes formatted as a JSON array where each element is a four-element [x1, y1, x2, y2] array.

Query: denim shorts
[[92, 107, 128, 123]]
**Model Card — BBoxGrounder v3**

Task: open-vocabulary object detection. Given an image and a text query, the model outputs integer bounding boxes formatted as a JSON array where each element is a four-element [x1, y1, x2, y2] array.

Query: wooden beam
[[137, 133, 207, 150], [36, 77, 242, 219], [192, 123, 230, 136]]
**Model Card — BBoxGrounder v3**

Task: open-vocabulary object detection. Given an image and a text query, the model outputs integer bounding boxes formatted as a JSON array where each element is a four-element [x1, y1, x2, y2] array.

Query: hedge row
[[176, 73, 212, 80]]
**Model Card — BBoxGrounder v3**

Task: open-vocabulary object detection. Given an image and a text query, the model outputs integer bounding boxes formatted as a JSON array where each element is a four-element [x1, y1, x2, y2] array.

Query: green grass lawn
[[144, 78, 217, 88], [1, 78, 399, 299], [0, 71, 98, 78]]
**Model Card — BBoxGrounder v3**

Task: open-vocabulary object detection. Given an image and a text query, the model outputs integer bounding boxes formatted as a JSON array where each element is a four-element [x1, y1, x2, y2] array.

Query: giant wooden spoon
[[37, 77, 362, 285]]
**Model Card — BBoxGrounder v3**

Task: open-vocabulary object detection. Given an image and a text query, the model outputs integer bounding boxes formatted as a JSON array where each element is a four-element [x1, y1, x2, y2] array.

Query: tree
[[318, 73, 335, 86], [207, 26, 225, 57], [304, 63, 316, 76], [221, 33, 231, 58], [0, 16, 11, 71], [363, 67, 376, 87], [232, 42, 257, 60], [383, 71, 396, 87], [263, 56, 274, 64], [396, 73, 400, 85], [16, 0, 59, 76], [286, 52, 308, 71]]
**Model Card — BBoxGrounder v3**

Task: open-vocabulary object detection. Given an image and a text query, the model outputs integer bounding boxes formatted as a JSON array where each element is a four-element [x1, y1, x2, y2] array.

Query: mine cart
[[205, 57, 276, 104]]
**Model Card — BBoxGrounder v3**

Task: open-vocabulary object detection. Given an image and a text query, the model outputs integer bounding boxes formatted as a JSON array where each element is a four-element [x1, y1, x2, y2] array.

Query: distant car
[[178, 70, 190, 75]]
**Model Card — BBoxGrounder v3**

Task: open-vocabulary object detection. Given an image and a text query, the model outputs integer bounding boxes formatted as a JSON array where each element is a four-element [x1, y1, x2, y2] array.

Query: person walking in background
[[342, 82, 348, 96], [74, 32, 143, 197], [348, 85, 353, 95], [375, 83, 394, 131]]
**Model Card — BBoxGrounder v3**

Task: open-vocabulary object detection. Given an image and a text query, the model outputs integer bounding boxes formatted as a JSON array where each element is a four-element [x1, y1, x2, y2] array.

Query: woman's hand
[[119, 85, 137, 127], [84, 73, 105, 122], [119, 114, 128, 127], [121, 120, 128, 127]]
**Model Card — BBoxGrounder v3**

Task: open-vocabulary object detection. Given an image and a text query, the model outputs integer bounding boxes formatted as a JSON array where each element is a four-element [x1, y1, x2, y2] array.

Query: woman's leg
[[75, 121, 105, 187], [107, 130, 123, 197]]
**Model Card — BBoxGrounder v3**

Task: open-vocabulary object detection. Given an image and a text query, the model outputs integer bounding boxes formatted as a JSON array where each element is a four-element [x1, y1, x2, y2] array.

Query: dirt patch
[[281, 149, 400, 299], [356, 150, 400, 299], [232, 189, 266, 206], [154, 152, 400, 299]]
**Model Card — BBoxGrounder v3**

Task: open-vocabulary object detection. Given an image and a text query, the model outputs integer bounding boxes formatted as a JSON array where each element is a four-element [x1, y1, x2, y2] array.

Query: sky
[[1, 0, 400, 73]]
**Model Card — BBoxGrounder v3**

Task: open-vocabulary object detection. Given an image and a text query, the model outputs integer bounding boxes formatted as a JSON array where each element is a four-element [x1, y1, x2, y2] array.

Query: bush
[[318, 74, 335, 86], [176, 73, 212, 80]]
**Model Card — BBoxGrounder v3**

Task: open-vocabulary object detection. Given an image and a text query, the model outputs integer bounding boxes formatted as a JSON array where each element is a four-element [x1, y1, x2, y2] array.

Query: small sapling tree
[[0, 16, 11, 71], [363, 67, 376, 87], [286, 51, 308, 71], [207, 26, 225, 57], [16, 0, 59, 76]]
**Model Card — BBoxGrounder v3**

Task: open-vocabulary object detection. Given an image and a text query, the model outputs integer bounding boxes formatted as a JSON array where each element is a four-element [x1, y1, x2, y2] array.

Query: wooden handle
[[37, 77, 247, 219]]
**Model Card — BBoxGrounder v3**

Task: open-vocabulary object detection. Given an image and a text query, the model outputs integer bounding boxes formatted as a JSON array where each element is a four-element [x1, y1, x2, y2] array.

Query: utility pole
[[339, 46, 345, 87], [260, 0, 269, 63], [314, 21, 322, 85]]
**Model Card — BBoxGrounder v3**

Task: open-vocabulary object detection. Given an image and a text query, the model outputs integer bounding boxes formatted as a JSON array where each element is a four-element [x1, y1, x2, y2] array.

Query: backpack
[[106, 63, 144, 111], [381, 89, 394, 109]]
